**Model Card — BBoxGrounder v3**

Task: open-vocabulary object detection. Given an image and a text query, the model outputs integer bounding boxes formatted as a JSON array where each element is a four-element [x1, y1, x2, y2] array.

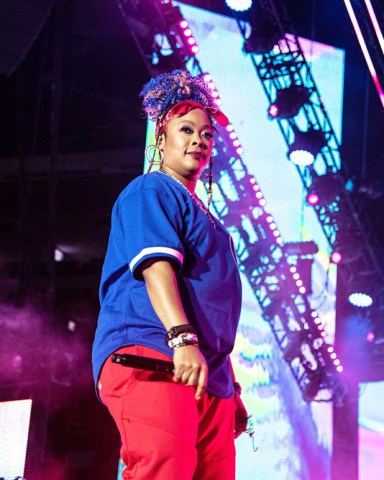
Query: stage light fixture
[[306, 171, 342, 207], [306, 192, 319, 206], [268, 85, 311, 119], [330, 251, 343, 264], [226, 0, 253, 12], [288, 128, 326, 166], [243, 19, 281, 54], [283, 331, 306, 362], [348, 292, 373, 308], [346, 272, 379, 309], [282, 241, 319, 257], [302, 371, 323, 402]]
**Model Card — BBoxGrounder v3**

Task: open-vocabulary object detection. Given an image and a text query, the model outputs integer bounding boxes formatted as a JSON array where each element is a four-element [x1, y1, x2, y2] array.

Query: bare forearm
[[141, 258, 208, 399], [141, 259, 189, 330]]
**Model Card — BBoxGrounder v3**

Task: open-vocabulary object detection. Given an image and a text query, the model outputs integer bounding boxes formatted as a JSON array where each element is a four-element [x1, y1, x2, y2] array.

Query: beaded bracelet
[[166, 324, 197, 343], [167, 332, 199, 351]]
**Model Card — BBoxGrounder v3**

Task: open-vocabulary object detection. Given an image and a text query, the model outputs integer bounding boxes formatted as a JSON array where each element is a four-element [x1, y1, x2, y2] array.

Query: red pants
[[98, 345, 236, 480]]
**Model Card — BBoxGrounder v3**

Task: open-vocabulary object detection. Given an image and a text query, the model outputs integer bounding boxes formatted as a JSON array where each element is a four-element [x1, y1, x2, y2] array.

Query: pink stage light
[[180, 20, 188, 29], [330, 251, 342, 264], [268, 103, 279, 118], [306, 192, 319, 206], [366, 331, 375, 343], [336, 365, 343, 372], [191, 45, 199, 54]]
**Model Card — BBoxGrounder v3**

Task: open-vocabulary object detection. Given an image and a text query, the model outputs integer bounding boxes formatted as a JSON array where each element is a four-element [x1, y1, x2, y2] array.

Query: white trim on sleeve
[[129, 247, 184, 272]]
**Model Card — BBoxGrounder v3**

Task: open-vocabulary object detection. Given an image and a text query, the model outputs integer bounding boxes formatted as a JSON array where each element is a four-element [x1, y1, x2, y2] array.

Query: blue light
[[225, 0, 253, 12], [348, 292, 374, 308]]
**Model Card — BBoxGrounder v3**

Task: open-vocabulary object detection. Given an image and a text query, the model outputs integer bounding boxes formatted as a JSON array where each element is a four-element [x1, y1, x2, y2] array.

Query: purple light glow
[[366, 331, 375, 343]]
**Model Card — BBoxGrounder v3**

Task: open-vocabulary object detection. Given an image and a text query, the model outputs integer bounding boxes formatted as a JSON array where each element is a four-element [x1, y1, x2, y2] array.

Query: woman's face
[[158, 108, 214, 183]]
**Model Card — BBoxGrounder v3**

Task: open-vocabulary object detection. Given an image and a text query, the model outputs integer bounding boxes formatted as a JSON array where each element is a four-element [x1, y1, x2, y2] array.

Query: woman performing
[[92, 69, 248, 480]]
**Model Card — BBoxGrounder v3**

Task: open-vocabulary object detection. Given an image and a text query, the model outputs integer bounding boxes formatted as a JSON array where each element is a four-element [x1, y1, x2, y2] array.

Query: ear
[[157, 133, 165, 150]]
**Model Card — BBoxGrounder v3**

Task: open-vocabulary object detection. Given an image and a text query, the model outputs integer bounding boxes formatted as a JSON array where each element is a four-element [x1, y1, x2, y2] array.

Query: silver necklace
[[159, 170, 216, 228]]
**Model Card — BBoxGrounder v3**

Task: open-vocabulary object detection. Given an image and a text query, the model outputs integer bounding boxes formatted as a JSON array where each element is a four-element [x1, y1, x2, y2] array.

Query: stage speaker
[[0, 0, 56, 76]]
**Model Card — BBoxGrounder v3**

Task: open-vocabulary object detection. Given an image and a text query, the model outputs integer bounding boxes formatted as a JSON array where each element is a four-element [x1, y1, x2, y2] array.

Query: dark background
[[0, 0, 383, 478]]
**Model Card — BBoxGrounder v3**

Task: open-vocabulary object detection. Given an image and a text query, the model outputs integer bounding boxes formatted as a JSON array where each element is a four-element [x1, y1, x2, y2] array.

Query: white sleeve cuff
[[129, 247, 184, 273]]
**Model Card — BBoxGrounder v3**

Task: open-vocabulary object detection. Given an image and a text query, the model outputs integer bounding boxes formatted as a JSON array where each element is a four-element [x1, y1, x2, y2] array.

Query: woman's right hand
[[173, 345, 208, 400]]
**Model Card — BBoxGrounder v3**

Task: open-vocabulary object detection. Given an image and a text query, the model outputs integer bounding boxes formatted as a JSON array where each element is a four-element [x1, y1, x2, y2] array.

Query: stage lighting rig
[[302, 371, 324, 402], [268, 84, 311, 119], [243, 14, 281, 54], [282, 241, 319, 257], [226, 0, 253, 13], [288, 127, 326, 166], [306, 171, 342, 207]]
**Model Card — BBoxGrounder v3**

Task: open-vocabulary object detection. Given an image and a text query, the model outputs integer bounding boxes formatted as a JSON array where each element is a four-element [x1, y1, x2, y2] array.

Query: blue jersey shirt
[[92, 171, 242, 398]]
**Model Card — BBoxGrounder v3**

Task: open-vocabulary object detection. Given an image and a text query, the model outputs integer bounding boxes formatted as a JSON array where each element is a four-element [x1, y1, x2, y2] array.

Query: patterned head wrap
[[140, 70, 229, 140]]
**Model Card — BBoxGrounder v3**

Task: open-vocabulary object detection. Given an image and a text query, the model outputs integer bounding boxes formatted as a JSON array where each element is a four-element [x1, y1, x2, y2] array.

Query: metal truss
[[115, 0, 347, 404], [236, 0, 384, 300]]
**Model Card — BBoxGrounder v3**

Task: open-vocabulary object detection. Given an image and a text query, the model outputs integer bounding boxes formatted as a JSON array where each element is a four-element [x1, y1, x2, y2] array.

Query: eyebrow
[[177, 120, 213, 130]]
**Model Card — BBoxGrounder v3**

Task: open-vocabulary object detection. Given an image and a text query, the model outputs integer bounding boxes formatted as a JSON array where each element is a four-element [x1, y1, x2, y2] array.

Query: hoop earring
[[145, 144, 163, 173], [205, 157, 214, 207]]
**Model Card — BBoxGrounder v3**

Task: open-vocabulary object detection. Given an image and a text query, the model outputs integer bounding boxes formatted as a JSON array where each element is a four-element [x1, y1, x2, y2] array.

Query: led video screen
[[359, 380, 384, 480], [118, 3, 345, 479], [0, 399, 32, 479]]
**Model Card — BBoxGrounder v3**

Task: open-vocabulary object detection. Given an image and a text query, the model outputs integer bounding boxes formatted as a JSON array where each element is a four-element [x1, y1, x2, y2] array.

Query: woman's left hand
[[234, 391, 249, 438]]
